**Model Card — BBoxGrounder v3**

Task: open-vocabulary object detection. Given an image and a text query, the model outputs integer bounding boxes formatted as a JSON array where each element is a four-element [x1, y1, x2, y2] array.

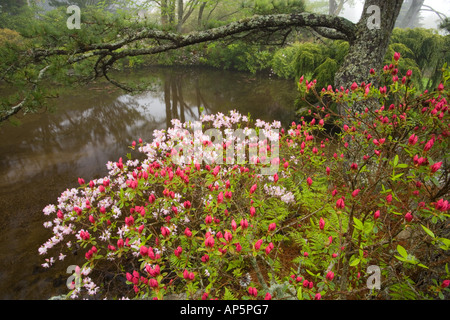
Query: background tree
[[0, 0, 407, 121], [0, 0, 28, 13], [440, 17, 450, 34], [395, 0, 424, 29]]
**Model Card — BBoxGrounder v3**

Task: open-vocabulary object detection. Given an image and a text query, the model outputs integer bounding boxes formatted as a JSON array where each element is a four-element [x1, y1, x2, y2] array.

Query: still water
[[0, 66, 298, 299]]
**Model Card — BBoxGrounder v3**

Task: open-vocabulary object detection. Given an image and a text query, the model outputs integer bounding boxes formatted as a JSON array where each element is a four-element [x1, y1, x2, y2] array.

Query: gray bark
[[177, 0, 184, 32], [397, 0, 424, 29], [334, 0, 404, 114], [329, 0, 338, 15], [198, 1, 207, 27], [161, 0, 169, 26]]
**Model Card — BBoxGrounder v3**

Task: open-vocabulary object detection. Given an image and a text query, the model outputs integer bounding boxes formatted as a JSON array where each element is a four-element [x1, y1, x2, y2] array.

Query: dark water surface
[[0, 66, 297, 299]]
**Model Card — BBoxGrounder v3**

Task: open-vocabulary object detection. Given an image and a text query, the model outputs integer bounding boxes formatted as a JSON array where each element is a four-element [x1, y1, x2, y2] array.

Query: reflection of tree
[[161, 69, 214, 127], [155, 67, 297, 127]]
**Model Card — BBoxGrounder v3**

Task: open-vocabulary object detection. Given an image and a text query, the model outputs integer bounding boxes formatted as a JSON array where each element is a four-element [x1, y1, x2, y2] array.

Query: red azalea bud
[[268, 223, 276, 232], [161, 226, 170, 237], [336, 197, 345, 209], [326, 271, 334, 281], [431, 162, 442, 174], [205, 235, 215, 248], [319, 217, 325, 230], [352, 189, 360, 197], [386, 194, 393, 203], [231, 219, 237, 231], [217, 192, 224, 204], [148, 278, 158, 288], [224, 231, 232, 242], [254, 239, 263, 251], [374, 210, 380, 220], [404, 212, 413, 222], [248, 287, 258, 297]]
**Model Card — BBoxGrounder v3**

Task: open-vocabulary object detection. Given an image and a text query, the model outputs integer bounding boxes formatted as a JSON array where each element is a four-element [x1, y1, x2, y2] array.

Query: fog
[[338, 0, 449, 31]]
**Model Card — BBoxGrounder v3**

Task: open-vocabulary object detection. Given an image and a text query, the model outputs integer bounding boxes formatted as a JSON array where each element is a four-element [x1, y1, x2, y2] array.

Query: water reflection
[[0, 66, 297, 299]]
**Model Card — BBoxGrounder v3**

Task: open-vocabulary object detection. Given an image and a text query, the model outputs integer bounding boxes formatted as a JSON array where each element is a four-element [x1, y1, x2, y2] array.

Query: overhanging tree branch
[[33, 12, 357, 64], [0, 65, 50, 122]]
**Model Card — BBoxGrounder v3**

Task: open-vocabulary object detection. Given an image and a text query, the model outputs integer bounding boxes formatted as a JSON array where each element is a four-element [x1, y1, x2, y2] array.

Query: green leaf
[[306, 269, 316, 277], [223, 287, 237, 300], [393, 155, 399, 167], [297, 286, 303, 300], [363, 221, 373, 234], [391, 173, 404, 181], [438, 237, 450, 250], [349, 258, 360, 267], [353, 217, 363, 230], [394, 255, 407, 262], [397, 245, 408, 259], [421, 225, 435, 239]]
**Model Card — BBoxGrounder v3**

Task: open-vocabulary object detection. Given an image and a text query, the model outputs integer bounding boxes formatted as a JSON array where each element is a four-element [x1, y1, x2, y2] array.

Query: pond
[[0, 66, 298, 299]]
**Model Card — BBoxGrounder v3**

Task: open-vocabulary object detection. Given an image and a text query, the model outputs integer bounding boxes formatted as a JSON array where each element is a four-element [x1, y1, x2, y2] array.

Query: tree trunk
[[177, 0, 184, 32], [161, 0, 169, 26], [169, 0, 176, 25], [198, 1, 207, 28], [397, 0, 424, 29], [334, 0, 404, 114], [329, 0, 338, 15]]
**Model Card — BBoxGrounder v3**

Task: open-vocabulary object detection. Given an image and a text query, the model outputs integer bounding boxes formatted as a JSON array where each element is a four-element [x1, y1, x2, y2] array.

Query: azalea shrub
[[39, 54, 450, 300]]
